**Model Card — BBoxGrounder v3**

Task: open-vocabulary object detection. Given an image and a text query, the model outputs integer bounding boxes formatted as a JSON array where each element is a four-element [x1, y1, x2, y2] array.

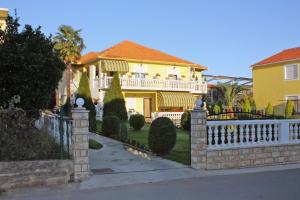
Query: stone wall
[[206, 144, 300, 169], [0, 160, 73, 190]]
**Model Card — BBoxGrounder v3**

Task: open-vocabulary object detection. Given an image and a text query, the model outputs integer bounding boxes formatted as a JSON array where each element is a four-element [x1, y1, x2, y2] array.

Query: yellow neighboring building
[[71, 40, 207, 120], [252, 47, 300, 115], [0, 8, 8, 30]]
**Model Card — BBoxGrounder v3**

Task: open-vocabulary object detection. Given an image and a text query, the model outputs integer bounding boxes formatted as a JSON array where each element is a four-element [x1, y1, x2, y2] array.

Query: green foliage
[[102, 115, 120, 138], [129, 114, 145, 130], [212, 104, 221, 114], [285, 100, 294, 118], [76, 72, 96, 132], [89, 139, 102, 150], [0, 109, 62, 161], [215, 83, 248, 111], [180, 111, 191, 131], [119, 122, 128, 141], [243, 99, 251, 112], [103, 73, 128, 121], [265, 102, 273, 116], [148, 117, 177, 155], [0, 16, 65, 116]]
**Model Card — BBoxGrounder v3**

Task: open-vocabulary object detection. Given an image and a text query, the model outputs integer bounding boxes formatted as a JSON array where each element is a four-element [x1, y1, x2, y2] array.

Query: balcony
[[95, 77, 207, 93]]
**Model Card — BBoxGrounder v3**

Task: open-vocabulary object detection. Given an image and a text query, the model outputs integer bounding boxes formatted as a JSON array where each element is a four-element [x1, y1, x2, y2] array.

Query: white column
[[279, 121, 290, 143]]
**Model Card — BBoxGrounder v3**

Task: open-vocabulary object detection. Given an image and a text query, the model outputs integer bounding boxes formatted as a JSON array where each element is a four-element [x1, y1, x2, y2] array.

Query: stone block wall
[[0, 160, 73, 190], [206, 144, 300, 169]]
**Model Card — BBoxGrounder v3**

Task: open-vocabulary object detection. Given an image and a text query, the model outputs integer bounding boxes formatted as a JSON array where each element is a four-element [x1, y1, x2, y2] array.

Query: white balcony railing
[[95, 77, 207, 93]]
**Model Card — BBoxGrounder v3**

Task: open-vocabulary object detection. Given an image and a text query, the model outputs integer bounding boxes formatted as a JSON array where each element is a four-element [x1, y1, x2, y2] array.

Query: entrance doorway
[[143, 98, 152, 120]]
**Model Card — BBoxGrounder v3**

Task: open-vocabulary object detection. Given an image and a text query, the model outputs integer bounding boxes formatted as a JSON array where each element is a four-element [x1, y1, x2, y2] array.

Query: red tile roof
[[77, 40, 207, 70], [252, 47, 300, 67]]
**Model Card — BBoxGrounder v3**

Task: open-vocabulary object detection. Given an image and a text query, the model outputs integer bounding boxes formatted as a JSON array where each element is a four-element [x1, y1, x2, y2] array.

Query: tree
[[53, 25, 85, 107], [215, 83, 248, 112], [76, 72, 96, 131], [285, 100, 294, 118], [265, 102, 273, 116], [0, 16, 65, 116], [103, 73, 128, 121], [243, 99, 251, 112]]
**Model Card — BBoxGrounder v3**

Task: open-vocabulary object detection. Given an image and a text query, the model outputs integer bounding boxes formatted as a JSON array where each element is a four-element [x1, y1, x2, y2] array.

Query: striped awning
[[101, 60, 129, 72], [157, 92, 196, 109]]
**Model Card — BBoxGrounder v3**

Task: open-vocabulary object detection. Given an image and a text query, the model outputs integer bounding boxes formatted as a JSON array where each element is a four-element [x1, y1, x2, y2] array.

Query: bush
[[76, 72, 97, 132], [0, 16, 65, 116], [212, 104, 221, 114], [129, 114, 145, 130], [243, 99, 251, 112], [0, 109, 62, 161], [89, 139, 102, 150], [103, 73, 128, 121], [180, 111, 191, 131], [119, 122, 128, 141], [148, 117, 177, 155], [101, 115, 120, 138], [285, 100, 294, 118], [265, 102, 273, 116]]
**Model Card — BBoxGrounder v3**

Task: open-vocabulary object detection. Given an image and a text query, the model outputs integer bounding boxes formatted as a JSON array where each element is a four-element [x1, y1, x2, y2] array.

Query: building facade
[[65, 40, 208, 120], [252, 47, 300, 115], [0, 8, 8, 30]]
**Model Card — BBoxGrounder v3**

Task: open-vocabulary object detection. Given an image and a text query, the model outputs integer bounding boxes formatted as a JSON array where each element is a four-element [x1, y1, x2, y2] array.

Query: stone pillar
[[71, 106, 90, 182], [190, 106, 207, 169]]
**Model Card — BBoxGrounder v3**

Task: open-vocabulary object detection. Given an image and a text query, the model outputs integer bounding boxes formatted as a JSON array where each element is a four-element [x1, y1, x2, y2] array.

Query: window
[[284, 64, 298, 80], [286, 96, 299, 113]]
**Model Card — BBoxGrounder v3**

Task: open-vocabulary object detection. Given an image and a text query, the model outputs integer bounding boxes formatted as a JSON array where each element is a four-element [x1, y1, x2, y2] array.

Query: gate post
[[71, 98, 90, 181], [190, 100, 207, 169]]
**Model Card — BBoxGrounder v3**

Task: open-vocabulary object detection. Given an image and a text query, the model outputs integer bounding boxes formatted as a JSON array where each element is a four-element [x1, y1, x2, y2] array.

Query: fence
[[152, 112, 184, 126], [207, 119, 300, 149], [35, 112, 72, 158], [190, 108, 300, 170]]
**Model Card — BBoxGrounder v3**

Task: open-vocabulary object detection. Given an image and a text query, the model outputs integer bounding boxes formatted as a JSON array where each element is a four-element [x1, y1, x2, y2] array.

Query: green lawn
[[96, 121, 191, 165], [128, 123, 190, 165]]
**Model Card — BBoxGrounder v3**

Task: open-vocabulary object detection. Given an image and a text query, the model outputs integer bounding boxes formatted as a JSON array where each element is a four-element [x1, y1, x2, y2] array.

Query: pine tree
[[243, 99, 251, 112], [76, 72, 96, 131], [103, 73, 128, 121], [265, 102, 273, 116], [285, 100, 294, 118]]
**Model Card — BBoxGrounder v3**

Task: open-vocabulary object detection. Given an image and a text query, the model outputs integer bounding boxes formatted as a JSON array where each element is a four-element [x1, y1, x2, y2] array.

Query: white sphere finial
[[195, 98, 203, 109], [76, 98, 85, 108]]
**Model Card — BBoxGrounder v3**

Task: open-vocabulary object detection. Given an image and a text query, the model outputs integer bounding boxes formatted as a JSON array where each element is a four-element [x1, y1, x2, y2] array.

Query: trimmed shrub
[[180, 111, 191, 131], [119, 122, 128, 141], [76, 72, 97, 132], [265, 102, 273, 116], [129, 114, 145, 130], [103, 73, 128, 121], [212, 104, 221, 114], [148, 117, 177, 155], [285, 100, 295, 118], [89, 139, 102, 150], [243, 99, 251, 112], [101, 115, 120, 138]]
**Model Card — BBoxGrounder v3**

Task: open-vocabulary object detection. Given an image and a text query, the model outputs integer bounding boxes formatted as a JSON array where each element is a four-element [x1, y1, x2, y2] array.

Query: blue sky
[[2, 0, 300, 77]]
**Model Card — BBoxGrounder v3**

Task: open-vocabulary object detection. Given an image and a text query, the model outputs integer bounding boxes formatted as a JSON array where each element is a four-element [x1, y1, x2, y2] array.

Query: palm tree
[[215, 83, 248, 112], [53, 25, 85, 106]]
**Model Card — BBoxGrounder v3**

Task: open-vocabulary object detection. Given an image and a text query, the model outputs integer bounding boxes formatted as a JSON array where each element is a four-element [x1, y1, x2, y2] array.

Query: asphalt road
[[2, 168, 300, 200]]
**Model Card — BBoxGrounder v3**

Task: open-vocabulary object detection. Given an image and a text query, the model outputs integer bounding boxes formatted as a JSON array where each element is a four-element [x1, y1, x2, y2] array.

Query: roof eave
[[252, 58, 300, 69]]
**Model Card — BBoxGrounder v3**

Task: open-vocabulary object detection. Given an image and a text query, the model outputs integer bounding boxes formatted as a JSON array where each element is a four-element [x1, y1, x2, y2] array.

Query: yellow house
[[0, 8, 8, 30], [71, 40, 207, 120], [252, 47, 300, 115]]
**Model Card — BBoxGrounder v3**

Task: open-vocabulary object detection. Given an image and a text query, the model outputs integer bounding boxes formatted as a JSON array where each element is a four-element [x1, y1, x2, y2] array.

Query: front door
[[143, 98, 152, 119]]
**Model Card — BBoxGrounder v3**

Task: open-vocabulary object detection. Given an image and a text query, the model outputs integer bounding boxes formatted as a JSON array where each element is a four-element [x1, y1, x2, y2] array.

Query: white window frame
[[284, 64, 299, 80]]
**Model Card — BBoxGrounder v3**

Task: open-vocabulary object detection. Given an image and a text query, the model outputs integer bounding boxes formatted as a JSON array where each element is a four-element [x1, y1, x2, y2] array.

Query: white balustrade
[[99, 76, 207, 93], [207, 119, 300, 149]]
